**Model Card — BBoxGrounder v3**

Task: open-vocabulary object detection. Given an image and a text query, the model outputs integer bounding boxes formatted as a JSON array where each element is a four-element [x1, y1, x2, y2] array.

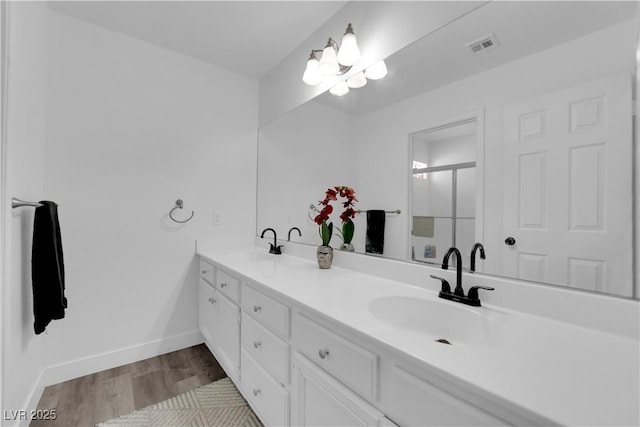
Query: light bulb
[[365, 60, 388, 80], [302, 52, 322, 86], [347, 72, 367, 89], [329, 81, 349, 96], [337, 23, 360, 66], [318, 39, 339, 76]]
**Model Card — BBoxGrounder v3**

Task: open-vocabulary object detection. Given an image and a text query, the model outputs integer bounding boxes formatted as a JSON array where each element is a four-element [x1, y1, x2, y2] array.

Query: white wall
[[1, 1, 49, 419], [258, 100, 357, 248], [38, 11, 257, 381], [259, 1, 487, 126]]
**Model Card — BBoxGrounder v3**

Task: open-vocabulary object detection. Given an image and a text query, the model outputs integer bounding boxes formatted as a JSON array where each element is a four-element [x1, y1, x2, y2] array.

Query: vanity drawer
[[199, 260, 215, 285], [242, 285, 290, 337], [241, 348, 289, 427], [216, 269, 240, 303], [388, 366, 508, 426], [292, 312, 378, 401], [242, 312, 290, 385]]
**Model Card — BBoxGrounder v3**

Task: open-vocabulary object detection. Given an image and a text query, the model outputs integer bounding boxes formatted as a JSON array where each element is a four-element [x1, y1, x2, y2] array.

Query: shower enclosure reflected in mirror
[[410, 117, 480, 269], [257, 1, 638, 299]]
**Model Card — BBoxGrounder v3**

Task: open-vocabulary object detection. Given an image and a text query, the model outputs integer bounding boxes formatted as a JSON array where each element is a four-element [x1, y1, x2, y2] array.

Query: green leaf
[[320, 222, 333, 246], [342, 220, 354, 243]]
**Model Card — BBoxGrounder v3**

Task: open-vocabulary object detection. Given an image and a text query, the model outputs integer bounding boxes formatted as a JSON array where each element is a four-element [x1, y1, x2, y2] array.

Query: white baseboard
[[19, 330, 204, 426]]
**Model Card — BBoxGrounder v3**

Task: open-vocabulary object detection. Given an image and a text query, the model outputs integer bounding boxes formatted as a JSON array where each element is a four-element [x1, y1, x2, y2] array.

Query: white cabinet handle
[[253, 388, 261, 396], [220, 282, 228, 288], [253, 305, 262, 312], [253, 340, 261, 349], [318, 348, 330, 359], [208, 298, 216, 304]]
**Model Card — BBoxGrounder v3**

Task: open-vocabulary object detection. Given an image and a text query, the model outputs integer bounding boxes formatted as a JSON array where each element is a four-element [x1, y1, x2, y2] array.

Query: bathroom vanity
[[197, 244, 639, 427]]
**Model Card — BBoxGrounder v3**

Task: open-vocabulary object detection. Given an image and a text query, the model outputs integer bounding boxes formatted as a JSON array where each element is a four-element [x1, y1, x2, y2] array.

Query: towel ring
[[169, 199, 194, 224]]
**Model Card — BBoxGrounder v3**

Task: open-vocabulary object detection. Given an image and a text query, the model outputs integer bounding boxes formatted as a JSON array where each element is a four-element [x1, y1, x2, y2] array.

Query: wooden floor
[[30, 344, 227, 427]]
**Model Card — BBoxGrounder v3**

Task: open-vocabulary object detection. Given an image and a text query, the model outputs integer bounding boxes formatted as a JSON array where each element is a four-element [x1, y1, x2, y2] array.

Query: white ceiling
[[47, 1, 347, 79], [315, 1, 637, 115]]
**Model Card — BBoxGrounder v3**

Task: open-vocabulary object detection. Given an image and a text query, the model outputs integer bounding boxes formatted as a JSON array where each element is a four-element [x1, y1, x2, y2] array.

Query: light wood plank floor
[[29, 344, 226, 427]]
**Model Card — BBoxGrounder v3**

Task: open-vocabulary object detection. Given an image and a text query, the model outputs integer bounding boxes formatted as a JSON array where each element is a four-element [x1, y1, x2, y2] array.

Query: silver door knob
[[253, 340, 261, 349], [208, 298, 216, 304], [318, 348, 330, 359], [253, 388, 261, 396], [220, 282, 227, 288], [253, 305, 262, 312]]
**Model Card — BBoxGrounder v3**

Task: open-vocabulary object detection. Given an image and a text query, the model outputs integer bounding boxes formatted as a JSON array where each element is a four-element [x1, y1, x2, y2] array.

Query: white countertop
[[198, 246, 639, 426]]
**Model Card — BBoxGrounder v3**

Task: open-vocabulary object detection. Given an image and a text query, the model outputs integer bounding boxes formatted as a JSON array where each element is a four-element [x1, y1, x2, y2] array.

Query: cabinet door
[[198, 279, 217, 346], [215, 291, 241, 380], [292, 353, 383, 427]]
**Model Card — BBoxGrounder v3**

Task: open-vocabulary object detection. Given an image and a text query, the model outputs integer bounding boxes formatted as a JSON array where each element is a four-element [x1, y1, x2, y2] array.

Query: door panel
[[502, 73, 632, 296]]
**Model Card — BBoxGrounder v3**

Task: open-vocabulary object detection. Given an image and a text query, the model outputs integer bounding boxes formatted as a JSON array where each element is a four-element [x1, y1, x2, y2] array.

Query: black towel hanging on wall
[[365, 210, 386, 255], [32, 201, 67, 334]]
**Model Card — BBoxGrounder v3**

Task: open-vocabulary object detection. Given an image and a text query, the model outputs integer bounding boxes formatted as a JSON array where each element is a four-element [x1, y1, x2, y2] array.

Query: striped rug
[[98, 377, 263, 427]]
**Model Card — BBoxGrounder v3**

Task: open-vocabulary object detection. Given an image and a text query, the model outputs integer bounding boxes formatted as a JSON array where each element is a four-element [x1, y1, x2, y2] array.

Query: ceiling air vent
[[466, 33, 500, 54]]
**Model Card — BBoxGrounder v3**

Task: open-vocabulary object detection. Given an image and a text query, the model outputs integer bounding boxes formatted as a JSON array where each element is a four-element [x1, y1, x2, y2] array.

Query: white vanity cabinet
[[212, 289, 240, 380], [198, 260, 241, 382], [239, 283, 291, 425], [198, 278, 216, 345], [197, 254, 545, 427], [292, 352, 384, 427], [383, 365, 509, 426], [198, 260, 217, 347]]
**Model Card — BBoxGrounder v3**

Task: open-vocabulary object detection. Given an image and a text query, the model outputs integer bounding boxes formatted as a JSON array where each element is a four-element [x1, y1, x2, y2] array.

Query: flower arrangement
[[313, 186, 358, 247]]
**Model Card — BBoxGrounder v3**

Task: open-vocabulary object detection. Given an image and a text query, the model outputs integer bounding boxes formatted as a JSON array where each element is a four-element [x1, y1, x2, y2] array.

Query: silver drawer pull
[[208, 298, 216, 304], [253, 340, 261, 349], [253, 388, 261, 397], [202, 270, 208, 275], [220, 282, 228, 288], [318, 348, 330, 359], [253, 305, 262, 312]]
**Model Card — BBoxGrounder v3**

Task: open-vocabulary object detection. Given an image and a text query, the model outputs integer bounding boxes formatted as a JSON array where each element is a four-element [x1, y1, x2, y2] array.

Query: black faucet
[[287, 227, 301, 242], [260, 228, 282, 255], [470, 243, 486, 273], [442, 247, 464, 296], [432, 246, 495, 306]]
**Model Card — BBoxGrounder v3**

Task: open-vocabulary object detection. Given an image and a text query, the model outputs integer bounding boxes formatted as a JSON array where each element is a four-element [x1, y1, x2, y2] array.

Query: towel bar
[[356, 209, 401, 214], [12, 198, 43, 208]]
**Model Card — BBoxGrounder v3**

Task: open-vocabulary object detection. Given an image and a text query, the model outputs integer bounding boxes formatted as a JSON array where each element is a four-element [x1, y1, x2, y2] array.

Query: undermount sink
[[368, 295, 504, 347]]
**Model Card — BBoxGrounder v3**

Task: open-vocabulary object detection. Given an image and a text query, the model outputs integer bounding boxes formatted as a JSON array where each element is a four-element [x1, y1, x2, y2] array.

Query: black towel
[[32, 201, 66, 334], [365, 210, 386, 254]]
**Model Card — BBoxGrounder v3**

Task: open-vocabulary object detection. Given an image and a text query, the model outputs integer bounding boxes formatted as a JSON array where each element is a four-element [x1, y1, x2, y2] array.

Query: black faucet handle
[[430, 275, 451, 294], [467, 286, 495, 301], [269, 243, 283, 255]]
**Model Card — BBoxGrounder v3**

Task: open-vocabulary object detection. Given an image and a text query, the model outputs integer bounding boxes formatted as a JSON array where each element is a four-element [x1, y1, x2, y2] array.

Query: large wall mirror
[[257, 1, 638, 299]]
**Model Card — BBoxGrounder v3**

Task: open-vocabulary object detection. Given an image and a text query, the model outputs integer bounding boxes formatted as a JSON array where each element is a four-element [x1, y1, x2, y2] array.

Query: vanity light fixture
[[329, 81, 350, 96], [346, 71, 367, 89], [302, 23, 388, 96], [364, 60, 388, 80], [336, 23, 360, 66]]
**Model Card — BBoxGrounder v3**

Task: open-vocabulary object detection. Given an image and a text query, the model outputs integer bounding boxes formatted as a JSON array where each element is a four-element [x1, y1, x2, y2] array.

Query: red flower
[[340, 207, 356, 222], [314, 187, 357, 224]]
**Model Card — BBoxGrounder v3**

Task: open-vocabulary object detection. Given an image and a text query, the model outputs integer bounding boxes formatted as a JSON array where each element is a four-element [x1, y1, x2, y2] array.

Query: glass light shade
[[337, 32, 360, 66], [365, 60, 388, 80], [329, 81, 349, 96], [347, 72, 367, 89], [302, 57, 322, 86], [318, 44, 339, 76]]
